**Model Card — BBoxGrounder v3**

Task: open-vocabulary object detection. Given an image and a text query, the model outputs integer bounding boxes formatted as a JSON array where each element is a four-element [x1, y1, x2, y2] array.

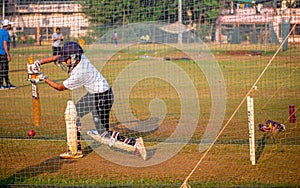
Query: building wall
[[216, 7, 300, 43], [7, 2, 89, 40]]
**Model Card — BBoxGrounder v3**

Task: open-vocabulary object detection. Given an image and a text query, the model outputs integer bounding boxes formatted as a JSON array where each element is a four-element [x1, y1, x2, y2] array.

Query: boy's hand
[[27, 60, 40, 74], [37, 73, 48, 81]]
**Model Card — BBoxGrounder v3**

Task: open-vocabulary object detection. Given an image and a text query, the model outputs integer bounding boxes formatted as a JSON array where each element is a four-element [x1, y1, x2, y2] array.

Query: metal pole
[[178, 0, 182, 44], [264, 8, 268, 54], [2, 0, 5, 19]]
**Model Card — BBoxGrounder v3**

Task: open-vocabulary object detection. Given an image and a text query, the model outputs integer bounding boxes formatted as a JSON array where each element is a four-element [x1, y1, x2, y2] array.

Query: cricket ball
[[27, 129, 35, 137]]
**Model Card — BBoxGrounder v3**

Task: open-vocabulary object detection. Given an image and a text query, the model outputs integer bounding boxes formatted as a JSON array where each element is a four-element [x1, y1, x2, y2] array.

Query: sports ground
[[0, 42, 299, 187]]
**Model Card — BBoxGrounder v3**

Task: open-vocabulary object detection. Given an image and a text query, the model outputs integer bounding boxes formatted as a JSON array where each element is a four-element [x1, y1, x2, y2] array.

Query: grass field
[[0, 42, 299, 187]]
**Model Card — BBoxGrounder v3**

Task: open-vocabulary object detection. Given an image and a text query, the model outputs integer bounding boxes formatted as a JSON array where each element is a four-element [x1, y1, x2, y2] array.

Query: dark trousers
[[52, 46, 61, 56], [76, 89, 114, 134], [0, 55, 10, 85]]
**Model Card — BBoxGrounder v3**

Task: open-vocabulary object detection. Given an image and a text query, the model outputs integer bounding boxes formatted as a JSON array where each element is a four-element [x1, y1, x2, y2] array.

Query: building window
[[294, 24, 300, 35], [80, 27, 88, 30]]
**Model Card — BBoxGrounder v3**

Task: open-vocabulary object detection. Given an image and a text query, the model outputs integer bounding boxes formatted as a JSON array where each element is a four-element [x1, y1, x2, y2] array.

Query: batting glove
[[29, 78, 39, 84], [27, 60, 41, 74], [37, 73, 48, 81]]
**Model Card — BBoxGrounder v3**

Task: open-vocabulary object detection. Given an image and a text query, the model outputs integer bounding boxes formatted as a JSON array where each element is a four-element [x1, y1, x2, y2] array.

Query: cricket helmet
[[58, 41, 83, 73], [58, 41, 83, 63]]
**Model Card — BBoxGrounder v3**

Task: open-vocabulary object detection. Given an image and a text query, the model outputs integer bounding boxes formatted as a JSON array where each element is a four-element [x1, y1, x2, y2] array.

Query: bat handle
[[29, 57, 34, 64]]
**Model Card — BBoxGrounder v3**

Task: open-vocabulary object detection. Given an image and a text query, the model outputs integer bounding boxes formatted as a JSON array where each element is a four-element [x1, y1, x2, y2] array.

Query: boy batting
[[27, 41, 146, 160]]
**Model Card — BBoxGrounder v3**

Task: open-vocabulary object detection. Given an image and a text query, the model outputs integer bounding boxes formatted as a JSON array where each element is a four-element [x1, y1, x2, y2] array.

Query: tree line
[[80, 0, 223, 41]]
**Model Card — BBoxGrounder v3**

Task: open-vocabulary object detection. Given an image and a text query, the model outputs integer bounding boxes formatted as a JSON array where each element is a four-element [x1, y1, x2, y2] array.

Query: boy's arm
[[3, 41, 11, 61], [27, 56, 59, 75], [53, 38, 60, 42], [44, 77, 67, 91], [39, 56, 59, 65], [52, 33, 58, 41]]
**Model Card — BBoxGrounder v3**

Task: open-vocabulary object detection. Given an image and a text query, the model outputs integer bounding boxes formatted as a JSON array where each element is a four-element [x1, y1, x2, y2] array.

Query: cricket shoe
[[7, 84, 16, 89], [0, 85, 9, 90], [59, 151, 83, 159], [134, 137, 147, 161], [87, 129, 99, 135]]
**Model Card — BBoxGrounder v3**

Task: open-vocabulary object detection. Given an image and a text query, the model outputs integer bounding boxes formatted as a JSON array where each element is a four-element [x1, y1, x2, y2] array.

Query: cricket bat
[[29, 57, 41, 126]]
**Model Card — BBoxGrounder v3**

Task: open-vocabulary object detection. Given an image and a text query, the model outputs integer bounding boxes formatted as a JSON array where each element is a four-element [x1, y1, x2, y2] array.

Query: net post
[[247, 96, 256, 165]]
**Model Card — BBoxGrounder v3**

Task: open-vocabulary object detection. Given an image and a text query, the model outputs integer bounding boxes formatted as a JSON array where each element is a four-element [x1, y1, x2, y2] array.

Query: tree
[[80, 0, 223, 41], [201, 0, 222, 41]]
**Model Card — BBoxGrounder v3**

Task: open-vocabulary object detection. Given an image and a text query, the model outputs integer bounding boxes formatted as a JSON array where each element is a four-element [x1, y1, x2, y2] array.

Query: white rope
[[180, 24, 297, 188]]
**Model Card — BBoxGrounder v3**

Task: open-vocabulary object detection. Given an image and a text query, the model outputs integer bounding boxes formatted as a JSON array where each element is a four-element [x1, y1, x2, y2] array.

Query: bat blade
[[29, 57, 41, 126], [32, 81, 41, 126]]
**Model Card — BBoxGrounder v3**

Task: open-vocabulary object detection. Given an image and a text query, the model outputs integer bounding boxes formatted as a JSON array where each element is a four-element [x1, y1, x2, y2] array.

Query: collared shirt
[[52, 32, 63, 47], [63, 55, 110, 94], [0, 28, 10, 55]]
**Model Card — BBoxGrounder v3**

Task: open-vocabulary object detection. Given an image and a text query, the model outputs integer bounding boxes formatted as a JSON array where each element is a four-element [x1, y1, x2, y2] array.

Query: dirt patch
[[1, 139, 300, 186], [224, 50, 262, 56]]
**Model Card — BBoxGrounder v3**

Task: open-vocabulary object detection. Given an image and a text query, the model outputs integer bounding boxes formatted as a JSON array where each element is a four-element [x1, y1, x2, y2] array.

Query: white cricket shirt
[[63, 55, 110, 94], [52, 32, 63, 47]]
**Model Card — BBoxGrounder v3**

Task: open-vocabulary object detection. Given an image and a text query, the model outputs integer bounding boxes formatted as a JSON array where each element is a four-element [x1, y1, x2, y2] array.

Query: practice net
[[0, 0, 299, 187]]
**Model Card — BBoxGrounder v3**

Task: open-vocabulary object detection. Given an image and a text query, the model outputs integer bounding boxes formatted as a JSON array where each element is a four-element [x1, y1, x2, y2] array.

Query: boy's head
[[58, 41, 83, 73], [56, 28, 61, 34], [2, 19, 13, 30]]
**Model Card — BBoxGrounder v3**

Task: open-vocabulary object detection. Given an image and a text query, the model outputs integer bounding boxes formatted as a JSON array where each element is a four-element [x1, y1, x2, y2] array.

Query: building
[[215, 0, 300, 44], [5, 0, 89, 42]]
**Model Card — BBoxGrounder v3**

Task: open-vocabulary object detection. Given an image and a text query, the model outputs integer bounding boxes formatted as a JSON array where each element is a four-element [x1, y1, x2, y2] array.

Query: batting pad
[[65, 100, 78, 155]]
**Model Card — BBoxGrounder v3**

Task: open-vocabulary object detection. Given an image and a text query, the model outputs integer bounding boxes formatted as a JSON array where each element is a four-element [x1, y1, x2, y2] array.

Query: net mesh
[[0, 0, 299, 187]]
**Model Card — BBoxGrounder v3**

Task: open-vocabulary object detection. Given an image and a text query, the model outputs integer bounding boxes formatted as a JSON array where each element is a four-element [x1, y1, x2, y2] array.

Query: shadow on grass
[[2, 143, 98, 185], [255, 133, 270, 163], [111, 117, 160, 138]]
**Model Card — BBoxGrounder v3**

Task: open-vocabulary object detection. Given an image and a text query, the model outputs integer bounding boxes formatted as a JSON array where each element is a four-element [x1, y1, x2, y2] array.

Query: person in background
[[0, 19, 16, 90], [12, 32, 16, 48], [22, 34, 27, 44], [52, 27, 63, 65], [39, 34, 43, 46], [113, 31, 118, 47]]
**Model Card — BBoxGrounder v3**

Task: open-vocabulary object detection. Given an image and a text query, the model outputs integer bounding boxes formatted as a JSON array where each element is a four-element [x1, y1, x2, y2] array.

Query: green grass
[[1, 140, 300, 186], [1, 42, 299, 187]]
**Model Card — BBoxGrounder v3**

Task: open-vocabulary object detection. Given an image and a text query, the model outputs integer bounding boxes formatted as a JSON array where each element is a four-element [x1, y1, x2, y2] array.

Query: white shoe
[[59, 151, 83, 159], [87, 129, 99, 135], [135, 137, 147, 160]]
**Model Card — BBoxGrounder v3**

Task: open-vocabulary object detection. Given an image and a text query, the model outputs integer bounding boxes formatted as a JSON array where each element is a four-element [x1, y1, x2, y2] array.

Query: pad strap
[[109, 131, 119, 147]]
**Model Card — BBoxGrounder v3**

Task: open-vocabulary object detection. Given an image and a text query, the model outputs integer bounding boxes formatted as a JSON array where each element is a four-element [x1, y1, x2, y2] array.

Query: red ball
[[27, 129, 35, 137]]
